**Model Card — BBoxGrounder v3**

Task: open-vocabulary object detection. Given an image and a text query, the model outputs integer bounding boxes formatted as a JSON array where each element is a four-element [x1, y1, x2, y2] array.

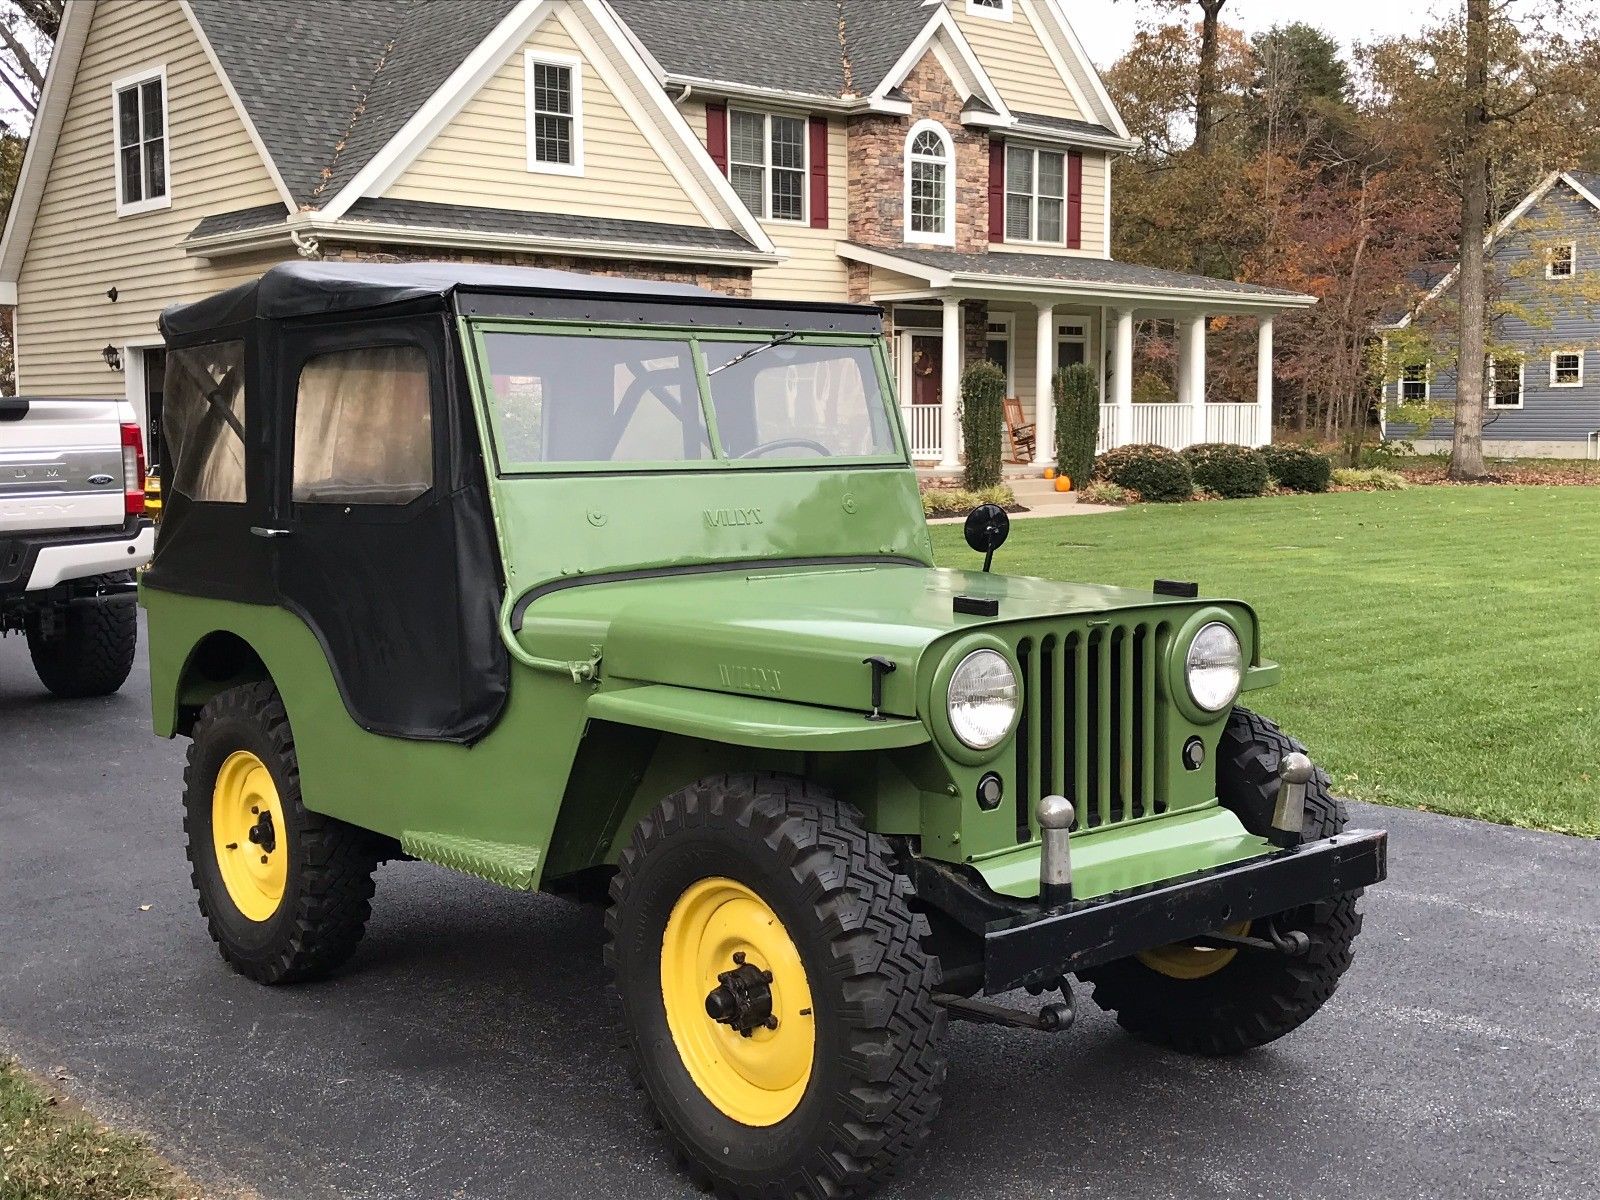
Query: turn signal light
[[121, 421, 146, 516]]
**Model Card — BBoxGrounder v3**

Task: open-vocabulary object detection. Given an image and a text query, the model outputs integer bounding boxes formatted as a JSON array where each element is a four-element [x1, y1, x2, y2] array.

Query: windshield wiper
[[707, 332, 797, 376]]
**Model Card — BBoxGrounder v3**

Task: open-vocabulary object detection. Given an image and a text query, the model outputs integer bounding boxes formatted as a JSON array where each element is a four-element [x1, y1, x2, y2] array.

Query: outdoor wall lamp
[[101, 344, 123, 371]]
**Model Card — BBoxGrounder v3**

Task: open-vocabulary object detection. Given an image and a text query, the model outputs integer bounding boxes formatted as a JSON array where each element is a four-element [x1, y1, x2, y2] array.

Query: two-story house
[[1383, 171, 1600, 458], [0, 0, 1315, 469]]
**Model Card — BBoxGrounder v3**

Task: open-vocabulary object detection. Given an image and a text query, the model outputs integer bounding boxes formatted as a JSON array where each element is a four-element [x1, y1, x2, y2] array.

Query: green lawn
[[931, 487, 1600, 837]]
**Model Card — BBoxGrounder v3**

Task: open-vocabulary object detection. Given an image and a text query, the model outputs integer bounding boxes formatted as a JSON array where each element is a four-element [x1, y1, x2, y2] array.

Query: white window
[[112, 67, 169, 216], [729, 109, 807, 223], [904, 120, 954, 245], [1488, 356, 1524, 409], [967, 0, 1013, 19], [1547, 242, 1576, 279], [1551, 351, 1584, 388], [525, 52, 582, 175], [1399, 363, 1430, 403], [1005, 145, 1065, 244]]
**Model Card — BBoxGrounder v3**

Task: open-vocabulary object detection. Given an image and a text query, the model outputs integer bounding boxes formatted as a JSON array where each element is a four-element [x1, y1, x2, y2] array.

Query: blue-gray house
[[1383, 171, 1600, 458]]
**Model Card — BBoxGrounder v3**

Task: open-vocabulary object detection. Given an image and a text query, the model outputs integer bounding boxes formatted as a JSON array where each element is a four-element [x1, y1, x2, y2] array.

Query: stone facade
[[962, 299, 990, 370], [846, 54, 991, 254], [320, 242, 754, 297]]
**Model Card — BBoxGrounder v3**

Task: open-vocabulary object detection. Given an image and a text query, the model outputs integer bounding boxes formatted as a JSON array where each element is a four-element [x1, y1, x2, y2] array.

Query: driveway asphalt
[[1, 620, 1596, 1200]]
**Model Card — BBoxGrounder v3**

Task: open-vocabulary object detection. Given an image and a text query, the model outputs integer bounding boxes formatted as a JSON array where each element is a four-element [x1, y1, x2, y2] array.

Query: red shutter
[[988, 141, 1006, 242], [808, 116, 829, 229], [706, 102, 728, 174], [1066, 149, 1084, 249]]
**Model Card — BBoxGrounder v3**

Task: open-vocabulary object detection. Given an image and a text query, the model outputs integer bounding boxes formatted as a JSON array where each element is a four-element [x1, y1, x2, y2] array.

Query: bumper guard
[[975, 828, 1387, 995]]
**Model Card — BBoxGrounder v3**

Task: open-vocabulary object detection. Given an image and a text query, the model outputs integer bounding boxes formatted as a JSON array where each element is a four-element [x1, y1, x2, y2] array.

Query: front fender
[[585, 684, 928, 752]]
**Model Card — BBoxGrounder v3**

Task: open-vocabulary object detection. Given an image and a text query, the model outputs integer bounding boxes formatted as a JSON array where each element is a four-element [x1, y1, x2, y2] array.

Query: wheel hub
[[704, 953, 778, 1037], [211, 750, 288, 923], [659, 877, 816, 1127]]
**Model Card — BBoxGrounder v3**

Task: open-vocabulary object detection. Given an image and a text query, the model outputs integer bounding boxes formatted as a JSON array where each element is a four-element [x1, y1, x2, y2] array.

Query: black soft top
[[160, 261, 880, 341]]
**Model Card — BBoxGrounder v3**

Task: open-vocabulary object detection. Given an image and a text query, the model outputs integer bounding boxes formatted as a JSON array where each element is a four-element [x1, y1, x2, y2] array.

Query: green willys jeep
[[144, 263, 1386, 1199]]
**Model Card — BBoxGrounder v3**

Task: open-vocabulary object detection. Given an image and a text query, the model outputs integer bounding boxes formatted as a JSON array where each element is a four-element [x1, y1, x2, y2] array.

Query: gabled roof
[[1384, 171, 1600, 329], [606, 0, 931, 100], [188, 0, 519, 207]]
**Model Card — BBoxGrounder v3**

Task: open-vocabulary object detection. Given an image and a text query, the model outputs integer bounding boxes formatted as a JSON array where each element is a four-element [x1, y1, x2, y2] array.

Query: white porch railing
[[904, 404, 943, 461], [1206, 403, 1261, 446], [915, 401, 1264, 465]]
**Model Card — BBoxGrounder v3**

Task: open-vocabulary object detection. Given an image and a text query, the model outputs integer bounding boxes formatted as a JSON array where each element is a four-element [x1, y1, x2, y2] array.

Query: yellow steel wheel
[[1138, 920, 1252, 981], [211, 750, 288, 923], [659, 877, 815, 1127]]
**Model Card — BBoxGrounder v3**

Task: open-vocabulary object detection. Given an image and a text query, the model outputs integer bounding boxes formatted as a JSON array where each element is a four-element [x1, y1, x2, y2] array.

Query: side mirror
[[963, 503, 1010, 573]]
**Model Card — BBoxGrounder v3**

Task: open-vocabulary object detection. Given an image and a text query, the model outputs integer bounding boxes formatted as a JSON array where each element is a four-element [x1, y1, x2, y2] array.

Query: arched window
[[904, 120, 954, 245]]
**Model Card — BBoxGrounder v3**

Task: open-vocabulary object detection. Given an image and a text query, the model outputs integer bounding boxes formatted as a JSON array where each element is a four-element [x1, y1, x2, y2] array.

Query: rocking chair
[[1003, 397, 1036, 463]]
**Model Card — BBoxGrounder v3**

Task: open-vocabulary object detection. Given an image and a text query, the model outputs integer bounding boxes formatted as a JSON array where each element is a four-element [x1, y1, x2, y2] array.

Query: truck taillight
[[121, 421, 146, 516]]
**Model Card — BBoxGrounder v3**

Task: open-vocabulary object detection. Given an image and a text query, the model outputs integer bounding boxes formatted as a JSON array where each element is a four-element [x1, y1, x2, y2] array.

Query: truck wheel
[[182, 682, 380, 984], [25, 573, 136, 698], [605, 774, 946, 1200], [1081, 708, 1364, 1055]]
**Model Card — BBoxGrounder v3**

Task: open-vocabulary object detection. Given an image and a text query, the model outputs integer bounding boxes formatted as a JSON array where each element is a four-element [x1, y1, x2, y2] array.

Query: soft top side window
[[164, 341, 246, 503], [293, 345, 434, 505]]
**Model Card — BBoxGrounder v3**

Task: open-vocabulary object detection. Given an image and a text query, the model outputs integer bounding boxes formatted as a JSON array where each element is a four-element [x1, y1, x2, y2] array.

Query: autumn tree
[[1365, 0, 1600, 478], [0, 0, 62, 133]]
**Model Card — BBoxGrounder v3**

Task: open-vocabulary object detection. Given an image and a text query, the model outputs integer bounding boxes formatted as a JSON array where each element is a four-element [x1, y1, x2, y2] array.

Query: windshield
[[475, 326, 900, 469]]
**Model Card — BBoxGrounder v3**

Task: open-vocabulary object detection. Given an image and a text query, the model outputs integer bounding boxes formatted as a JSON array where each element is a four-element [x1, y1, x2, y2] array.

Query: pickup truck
[[1, 394, 153, 696]]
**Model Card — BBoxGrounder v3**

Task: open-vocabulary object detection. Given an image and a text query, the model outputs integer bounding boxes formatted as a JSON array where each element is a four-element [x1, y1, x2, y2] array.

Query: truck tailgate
[[0, 397, 126, 533]]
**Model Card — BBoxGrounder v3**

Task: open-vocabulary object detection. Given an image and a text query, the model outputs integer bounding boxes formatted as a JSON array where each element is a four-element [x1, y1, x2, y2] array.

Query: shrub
[[1260, 444, 1332, 493], [1076, 480, 1129, 506], [1053, 363, 1100, 486], [1094, 443, 1193, 503], [921, 484, 1016, 517], [1180, 442, 1268, 499], [1331, 467, 1408, 491], [959, 361, 1006, 491]]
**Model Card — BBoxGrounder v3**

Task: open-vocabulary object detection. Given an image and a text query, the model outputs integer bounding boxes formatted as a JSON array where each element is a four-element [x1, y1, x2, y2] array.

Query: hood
[[517, 562, 1224, 718]]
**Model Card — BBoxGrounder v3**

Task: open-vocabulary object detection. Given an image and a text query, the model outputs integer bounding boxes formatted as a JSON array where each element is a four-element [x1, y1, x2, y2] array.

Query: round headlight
[[947, 649, 1018, 750], [1185, 622, 1243, 713]]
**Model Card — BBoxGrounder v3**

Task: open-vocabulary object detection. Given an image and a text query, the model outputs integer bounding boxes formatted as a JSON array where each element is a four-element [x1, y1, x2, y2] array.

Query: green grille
[[1011, 619, 1172, 840]]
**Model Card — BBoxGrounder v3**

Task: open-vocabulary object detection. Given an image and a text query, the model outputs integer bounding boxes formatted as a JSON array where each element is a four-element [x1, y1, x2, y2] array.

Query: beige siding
[[992, 149, 1108, 259], [16, 0, 288, 396], [948, 0, 1082, 122], [680, 102, 849, 303], [386, 10, 705, 225]]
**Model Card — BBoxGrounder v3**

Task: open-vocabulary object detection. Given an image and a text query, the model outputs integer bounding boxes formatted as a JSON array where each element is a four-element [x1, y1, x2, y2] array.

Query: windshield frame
[[462, 317, 908, 476]]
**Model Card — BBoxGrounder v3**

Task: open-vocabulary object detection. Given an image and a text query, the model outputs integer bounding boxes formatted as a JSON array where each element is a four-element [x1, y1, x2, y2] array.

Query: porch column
[[1034, 303, 1055, 466], [1113, 308, 1135, 446], [1185, 314, 1208, 446], [940, 297, 962, 470], [1256, 317, 1275, 447]]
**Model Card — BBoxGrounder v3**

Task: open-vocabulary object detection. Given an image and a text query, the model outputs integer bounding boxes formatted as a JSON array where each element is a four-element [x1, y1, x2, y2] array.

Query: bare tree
[[0, 0, 62, 134]]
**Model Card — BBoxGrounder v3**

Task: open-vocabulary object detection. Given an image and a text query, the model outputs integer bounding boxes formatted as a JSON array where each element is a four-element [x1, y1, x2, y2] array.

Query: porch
[[839, 244, 1317, 469]]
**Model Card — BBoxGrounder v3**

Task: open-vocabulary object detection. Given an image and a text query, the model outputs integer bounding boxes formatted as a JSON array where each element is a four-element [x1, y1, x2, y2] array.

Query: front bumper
[[960, 828, 1386, 994]]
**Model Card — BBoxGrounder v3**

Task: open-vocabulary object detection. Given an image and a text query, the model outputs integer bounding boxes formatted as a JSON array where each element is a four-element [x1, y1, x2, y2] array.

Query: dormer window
[[525, 51, 583, 175], [967, 0, 1013, 19], [905, 121, 954, 245], [113, 67, 169, 216], [1548, 241, 1576, 279]]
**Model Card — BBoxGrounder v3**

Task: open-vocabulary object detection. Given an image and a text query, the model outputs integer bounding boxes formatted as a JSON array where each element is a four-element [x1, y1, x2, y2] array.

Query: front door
[[910, 335, 942, 405]]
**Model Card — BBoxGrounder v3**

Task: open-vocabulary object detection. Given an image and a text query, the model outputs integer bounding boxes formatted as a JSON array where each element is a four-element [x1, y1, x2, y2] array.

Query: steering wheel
[[735, 437, 832, 460]]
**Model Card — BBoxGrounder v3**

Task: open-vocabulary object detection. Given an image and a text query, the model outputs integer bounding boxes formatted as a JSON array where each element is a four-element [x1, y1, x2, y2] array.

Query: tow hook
[[935, 985, 1075, 1033]]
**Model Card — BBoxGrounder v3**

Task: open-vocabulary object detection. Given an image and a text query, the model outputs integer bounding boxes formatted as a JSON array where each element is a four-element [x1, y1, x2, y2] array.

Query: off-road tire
[[182, 682, 381, 984], [1081, 707, 1364, 1055], [25, 572, 136, 698], [605, 774, 946, 1200]]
